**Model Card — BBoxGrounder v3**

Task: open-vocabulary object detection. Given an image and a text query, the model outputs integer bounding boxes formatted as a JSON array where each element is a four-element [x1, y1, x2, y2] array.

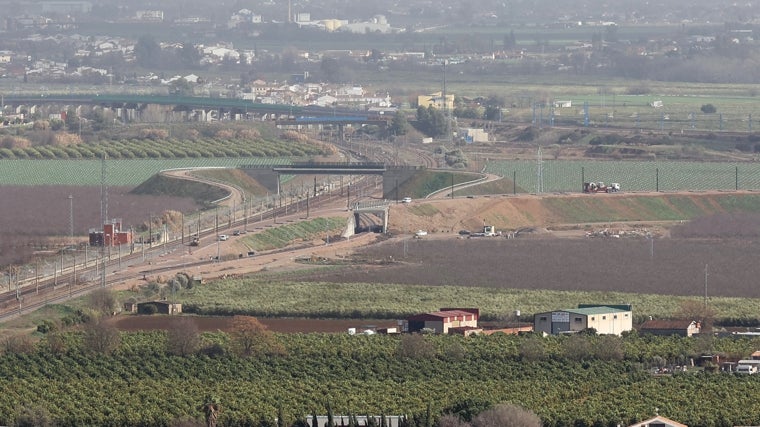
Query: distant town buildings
[[135, 10, 164, 22], [417, 92, 455, 111], [40, 1, 92, 14]]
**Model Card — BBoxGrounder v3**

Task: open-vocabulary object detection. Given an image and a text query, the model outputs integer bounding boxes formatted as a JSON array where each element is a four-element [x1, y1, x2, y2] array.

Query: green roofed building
[[533, 304, 632, 336]]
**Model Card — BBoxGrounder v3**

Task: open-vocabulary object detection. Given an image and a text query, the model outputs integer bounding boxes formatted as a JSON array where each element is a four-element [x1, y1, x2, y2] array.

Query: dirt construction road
[[114, 188, 757, 292]]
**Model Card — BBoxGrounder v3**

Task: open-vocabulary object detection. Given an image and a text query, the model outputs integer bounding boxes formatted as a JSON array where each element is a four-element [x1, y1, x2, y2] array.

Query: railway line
[[0, 172, 381, 322]]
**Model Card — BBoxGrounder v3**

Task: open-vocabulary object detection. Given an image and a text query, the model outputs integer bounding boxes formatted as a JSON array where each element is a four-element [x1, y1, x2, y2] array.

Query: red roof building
[[404, 308, 479, 334]]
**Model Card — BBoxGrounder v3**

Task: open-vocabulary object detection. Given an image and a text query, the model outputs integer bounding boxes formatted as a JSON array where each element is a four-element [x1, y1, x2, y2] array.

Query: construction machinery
[[471, 225, 498, 237], [583, 182, 620, 193]]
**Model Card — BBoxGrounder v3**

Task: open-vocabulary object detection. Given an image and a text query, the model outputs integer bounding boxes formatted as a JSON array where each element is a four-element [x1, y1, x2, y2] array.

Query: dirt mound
[[388, 191, 760, 234]]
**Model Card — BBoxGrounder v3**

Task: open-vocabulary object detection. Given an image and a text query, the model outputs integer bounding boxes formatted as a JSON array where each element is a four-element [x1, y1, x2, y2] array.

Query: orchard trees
[[416, 106, 447, 138]]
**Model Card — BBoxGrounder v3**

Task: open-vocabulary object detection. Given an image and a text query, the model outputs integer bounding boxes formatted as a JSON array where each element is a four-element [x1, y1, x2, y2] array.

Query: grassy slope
[[130, 173, 228, 206], [191, 168, 271, 197], [401, 170, 478, 198]]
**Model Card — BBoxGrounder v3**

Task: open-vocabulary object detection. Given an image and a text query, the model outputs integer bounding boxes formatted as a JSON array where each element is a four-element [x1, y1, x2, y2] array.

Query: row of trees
[[0, 130, 327, 160]]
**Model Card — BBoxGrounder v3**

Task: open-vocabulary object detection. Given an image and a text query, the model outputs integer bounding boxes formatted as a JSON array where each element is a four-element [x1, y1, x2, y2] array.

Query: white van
[[736, 360, 760, 374]]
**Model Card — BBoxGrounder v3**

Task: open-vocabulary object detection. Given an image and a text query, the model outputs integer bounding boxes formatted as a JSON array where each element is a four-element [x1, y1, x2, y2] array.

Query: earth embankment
[[389, 191, 760, 233]]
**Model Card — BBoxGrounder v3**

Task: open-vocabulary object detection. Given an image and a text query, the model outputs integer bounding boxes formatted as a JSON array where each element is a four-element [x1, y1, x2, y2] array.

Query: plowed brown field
[[108, 315, 396, 333]]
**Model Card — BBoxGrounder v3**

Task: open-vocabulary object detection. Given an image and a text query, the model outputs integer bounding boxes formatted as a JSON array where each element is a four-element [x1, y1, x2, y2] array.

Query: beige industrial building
[[404, 308, 479, 334], [533, 304, 633, 336]]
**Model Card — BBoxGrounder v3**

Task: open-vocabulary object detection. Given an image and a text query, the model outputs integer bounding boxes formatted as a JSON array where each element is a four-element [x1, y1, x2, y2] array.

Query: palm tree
[[200, 395, 221, 427]]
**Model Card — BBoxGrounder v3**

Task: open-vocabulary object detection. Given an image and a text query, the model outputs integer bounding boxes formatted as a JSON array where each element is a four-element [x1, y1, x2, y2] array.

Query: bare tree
[[166, 317, 201, 356], [437, 414, 470, 427], [471, 404, 541, 427], [396, 334, 437, 360], [88, 288, 117, 316], [15, 405, 54, 427], [168, 418, 205, 427], [2, 334, 35, 354], [83, 317, 121, 355], [562, 334, 592, 361], [44, 331, 67, 355], [675, 299, 716, 332]]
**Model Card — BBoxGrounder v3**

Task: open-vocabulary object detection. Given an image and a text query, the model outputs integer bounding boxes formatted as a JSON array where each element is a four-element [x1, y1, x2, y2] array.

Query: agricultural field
[[0, 185, 201, 267], [0, 134, 328, 161], [0, 157, 291, 186], [274, 237, 760, 324], [5, 320, 760, 426], [516, 94, 760, 132], [486, 159, 760, 193], [172, 271, 756, 324]]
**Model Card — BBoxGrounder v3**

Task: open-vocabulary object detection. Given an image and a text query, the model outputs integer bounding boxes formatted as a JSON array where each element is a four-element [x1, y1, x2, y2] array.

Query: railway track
[[0, 173, 380, 322]]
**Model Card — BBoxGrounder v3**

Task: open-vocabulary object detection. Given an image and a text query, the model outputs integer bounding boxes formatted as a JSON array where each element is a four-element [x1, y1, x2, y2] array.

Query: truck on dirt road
[[470, 225, 499, 237], [583, 182, 621, 193]]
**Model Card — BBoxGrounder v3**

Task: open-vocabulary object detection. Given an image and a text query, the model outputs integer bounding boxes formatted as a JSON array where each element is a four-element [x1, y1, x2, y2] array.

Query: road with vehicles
[[0, 171, 382, 321]]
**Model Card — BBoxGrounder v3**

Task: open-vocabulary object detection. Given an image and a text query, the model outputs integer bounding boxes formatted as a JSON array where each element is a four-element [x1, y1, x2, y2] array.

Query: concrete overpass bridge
[[240, 162, 420, 235], [241, 162, 423, 201], [349, 199, 393, 234]]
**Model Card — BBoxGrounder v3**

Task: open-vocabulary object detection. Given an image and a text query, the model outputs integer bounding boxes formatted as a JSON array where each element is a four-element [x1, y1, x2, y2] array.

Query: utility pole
[[68, 194, 74, 244], [442, 59, 449, 144], [704, 263, 709, 307]]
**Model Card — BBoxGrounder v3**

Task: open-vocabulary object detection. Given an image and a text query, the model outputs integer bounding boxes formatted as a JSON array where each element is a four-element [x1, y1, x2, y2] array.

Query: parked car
[[233, 230, 241, 236], [218, 234, 229, 241], [401, 197, 412, 203]]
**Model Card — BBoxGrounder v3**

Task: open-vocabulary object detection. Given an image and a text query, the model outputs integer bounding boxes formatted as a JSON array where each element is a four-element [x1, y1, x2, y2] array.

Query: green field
[[6, 156, 760, 195], [521, 95, 760, 132], [172, 279, 758, 324], [0, 158, 290, 186], [486, 160, 760, 193]]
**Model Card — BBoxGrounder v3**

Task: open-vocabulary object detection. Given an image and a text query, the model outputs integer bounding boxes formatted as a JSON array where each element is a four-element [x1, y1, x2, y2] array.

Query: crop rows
[[0, 158, 290, 186], [486, 160, 760, 193], [0, 136, 326, 160], [3, 330, 760, 426]]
